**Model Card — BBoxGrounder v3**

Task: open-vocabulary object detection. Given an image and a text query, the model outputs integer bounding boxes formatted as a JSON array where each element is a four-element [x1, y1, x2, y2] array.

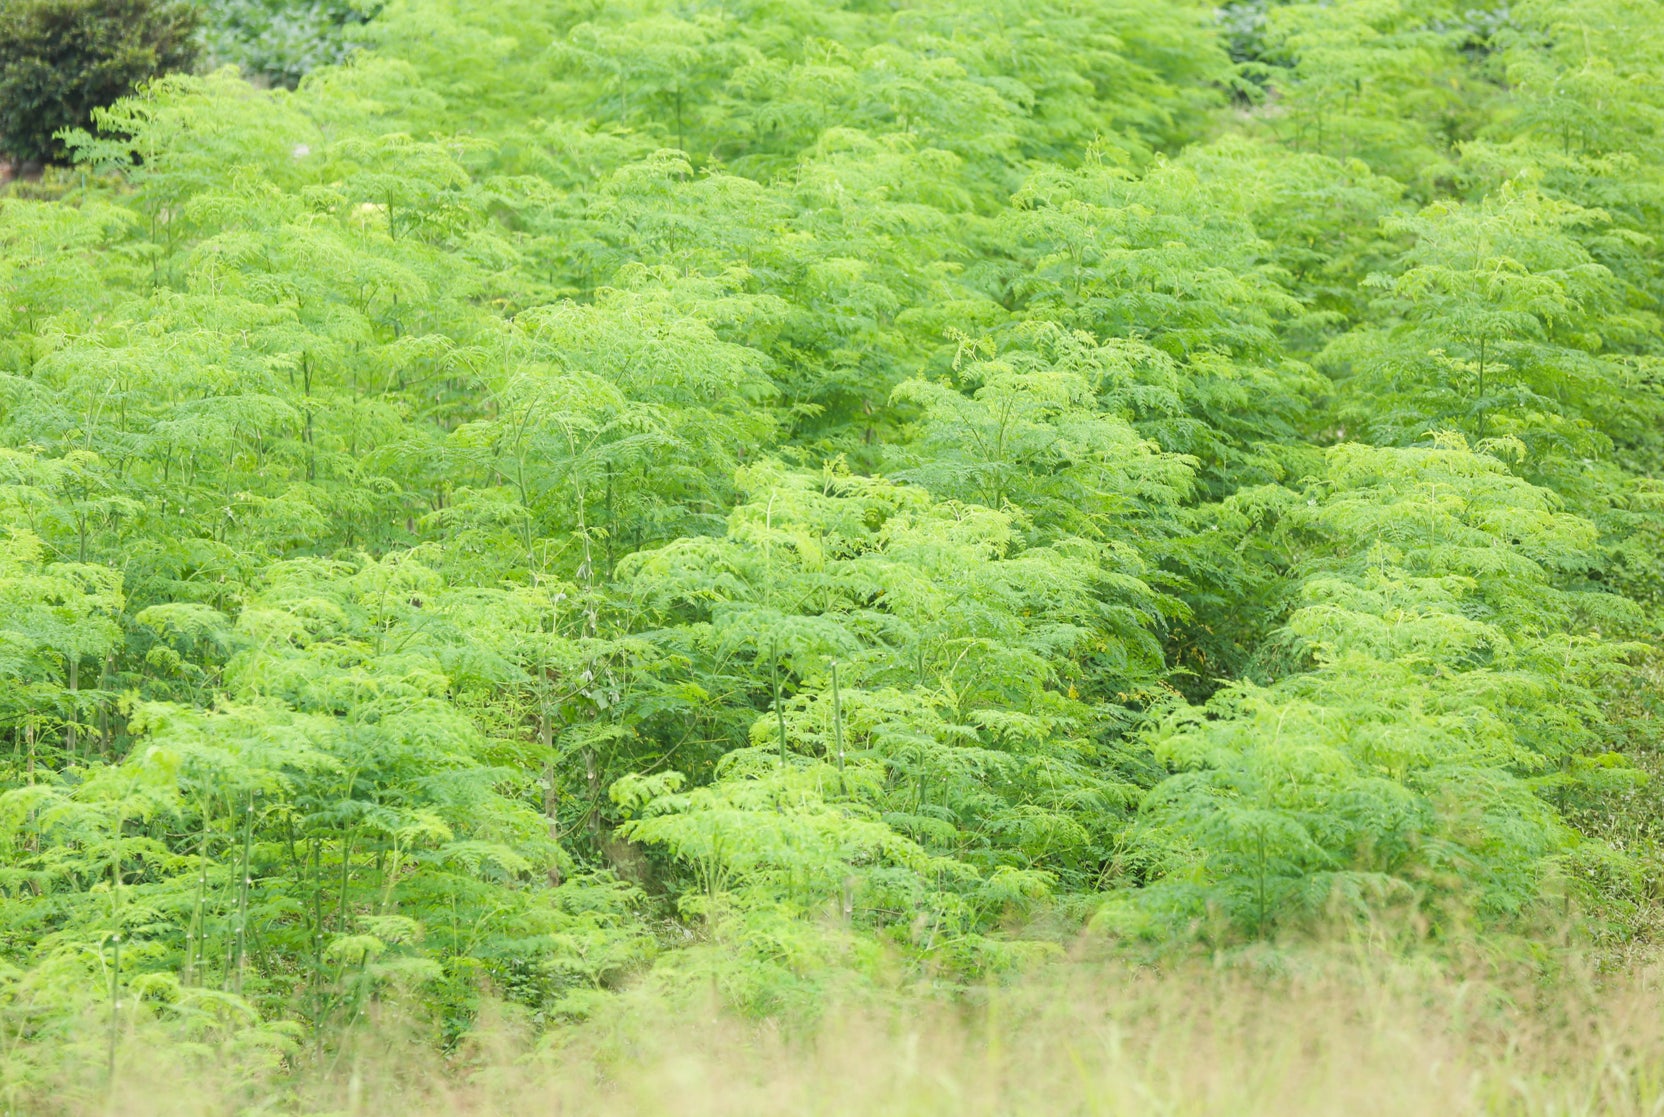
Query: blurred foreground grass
[[19, 937, 1664, 1117]]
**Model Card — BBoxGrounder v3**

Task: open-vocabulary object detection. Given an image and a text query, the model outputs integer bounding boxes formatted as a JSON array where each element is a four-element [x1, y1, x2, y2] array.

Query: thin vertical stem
[[107, 810, 124, 1090], [106, 930, 120, 1088], [185, 801, 211, 986], [65, 655, 78, 756], [831, 662, 846, 795], [773, 641, 787, 770], [231, 795, 254, 995]]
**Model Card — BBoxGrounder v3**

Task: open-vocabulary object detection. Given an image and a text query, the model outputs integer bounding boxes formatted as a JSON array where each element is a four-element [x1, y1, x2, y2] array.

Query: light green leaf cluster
[[1112, 440, 1642, 935]]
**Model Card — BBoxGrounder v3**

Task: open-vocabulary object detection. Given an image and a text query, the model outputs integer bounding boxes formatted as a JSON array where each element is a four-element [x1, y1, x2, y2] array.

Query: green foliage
[[0, 0, 198, 164], [1237, 0, 1497, 189], [199, 0, 372, 88], [1110, 439, 1642, 936], [1325, 180, 1652, 455], [0, 0, 1661, 1082]]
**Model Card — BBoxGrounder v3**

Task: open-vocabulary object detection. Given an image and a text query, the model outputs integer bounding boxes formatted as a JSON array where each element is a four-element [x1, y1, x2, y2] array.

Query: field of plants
[[3, 0, 1664, 1111]]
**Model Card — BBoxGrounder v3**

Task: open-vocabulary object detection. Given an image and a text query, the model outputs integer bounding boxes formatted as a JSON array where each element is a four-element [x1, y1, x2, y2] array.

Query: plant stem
[[831, 661, 846, 795], [773, 641, 787, 769]]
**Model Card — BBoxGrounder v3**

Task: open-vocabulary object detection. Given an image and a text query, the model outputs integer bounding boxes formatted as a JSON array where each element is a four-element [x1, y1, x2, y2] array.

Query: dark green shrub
[[0, 0, 198, 164]]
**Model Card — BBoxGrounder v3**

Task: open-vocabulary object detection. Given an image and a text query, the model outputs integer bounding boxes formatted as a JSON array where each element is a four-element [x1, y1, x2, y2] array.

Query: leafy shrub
[[0, 0, 197, 164], [200, 0, 372, 88]]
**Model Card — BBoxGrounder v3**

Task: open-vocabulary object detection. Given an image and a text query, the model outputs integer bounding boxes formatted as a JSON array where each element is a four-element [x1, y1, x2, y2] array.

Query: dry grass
[[63, 941, 1664, 1117]]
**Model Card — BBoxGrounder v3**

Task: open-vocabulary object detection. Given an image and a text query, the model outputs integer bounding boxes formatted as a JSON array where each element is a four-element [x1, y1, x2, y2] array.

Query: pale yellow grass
[[70, 944, 1664, 1117]]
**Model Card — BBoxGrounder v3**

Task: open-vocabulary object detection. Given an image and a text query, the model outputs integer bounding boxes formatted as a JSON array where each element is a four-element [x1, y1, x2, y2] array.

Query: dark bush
[[0, 0, 199, 165]]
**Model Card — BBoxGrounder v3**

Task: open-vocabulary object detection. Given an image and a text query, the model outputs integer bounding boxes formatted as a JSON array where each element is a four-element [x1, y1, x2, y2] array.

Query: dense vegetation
[[196, 0, 368, 88], [0, 0, 199, 164], [0, 0, 363, 167], [2, 0, 1664, 1101]]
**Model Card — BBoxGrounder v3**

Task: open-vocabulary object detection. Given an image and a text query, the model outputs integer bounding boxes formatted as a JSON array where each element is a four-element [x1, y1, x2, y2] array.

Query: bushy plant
[[0, 0, 197, 164], [199, 0, 371, 88]]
